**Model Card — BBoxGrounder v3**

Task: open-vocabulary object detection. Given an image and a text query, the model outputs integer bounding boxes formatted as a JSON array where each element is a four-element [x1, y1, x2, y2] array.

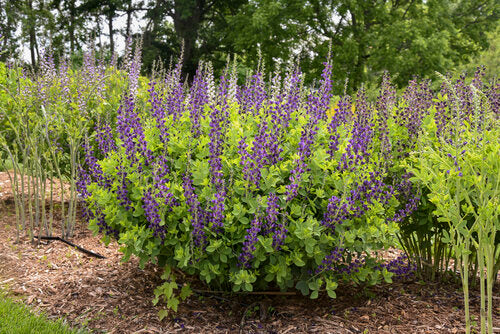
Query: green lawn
[[0, 291, 86, 334]]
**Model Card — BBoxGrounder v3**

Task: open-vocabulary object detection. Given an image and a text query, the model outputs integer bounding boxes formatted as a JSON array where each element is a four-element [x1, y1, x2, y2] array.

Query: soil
[[0, 172, 499, 333]]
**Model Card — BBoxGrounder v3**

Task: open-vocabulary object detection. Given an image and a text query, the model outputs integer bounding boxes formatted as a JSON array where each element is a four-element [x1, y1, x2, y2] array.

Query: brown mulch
[[0, 172, 499, 333]]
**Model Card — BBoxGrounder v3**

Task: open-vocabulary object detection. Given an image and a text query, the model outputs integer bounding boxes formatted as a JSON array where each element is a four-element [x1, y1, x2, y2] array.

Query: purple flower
[[126, 38, 142, 96], [391, 173, 420, 223], [116, 95, 153, 166], [240, 72, 266, 115], [306, 61, 333, 120], [322, 172, 395, 231], [239, 212, 263, 268], [338, 89, 373, 173], [315, 247, 344, 274], [286, 117, 319, 201], [262, 193, 287, 249], [183, 173, 207, 247], [280, 67, 302, 127], [207, 73, 230, 232], [116, 166, 133, 211], [396, 78, 433, 145], [96, 120, 116, 156], [142, 187, 165, 239], [165, 60, 185, 121], [376, 254, 416, 280], [188, 65, 209, 137], [328, 95, 351, 159], [88, 208, 119, 239], [238, 137, 260, 188], [376, 73, 395, 158]]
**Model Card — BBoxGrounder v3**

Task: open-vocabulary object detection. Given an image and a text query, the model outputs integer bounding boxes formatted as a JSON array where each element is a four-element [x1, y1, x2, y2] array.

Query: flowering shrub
[[79, 59, 419, 306]]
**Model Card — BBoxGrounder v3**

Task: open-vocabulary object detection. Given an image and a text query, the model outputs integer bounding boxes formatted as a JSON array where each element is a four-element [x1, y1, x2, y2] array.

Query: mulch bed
[[0, 172, 499, 333]]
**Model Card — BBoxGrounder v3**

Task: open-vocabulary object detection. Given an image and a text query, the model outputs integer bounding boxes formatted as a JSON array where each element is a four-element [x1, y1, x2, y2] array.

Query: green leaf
[[158, 308, 169, 320], [325, 279, 338, 299], [315, 188, 325, 198], [327, 289, 336, 299], [161, 266, 172, 280], [180, 285, 192, 300], [292, 252, 305, 267], [192, 161, 210, 186], [296, 280, 309, 296], [259, 236, 273, 253], [167, 297, 180, 312], [206, 239, 222, 253]]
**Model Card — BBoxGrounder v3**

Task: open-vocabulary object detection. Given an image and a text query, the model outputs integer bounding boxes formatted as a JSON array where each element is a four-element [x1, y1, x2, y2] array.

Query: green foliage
[[152, 266, 192, 320], [458, 26, 500, 83], [407, 84, 499, 334], [0, 52, 132, 240], [2, 0, 498, 93], [84, 90, 407, 304]]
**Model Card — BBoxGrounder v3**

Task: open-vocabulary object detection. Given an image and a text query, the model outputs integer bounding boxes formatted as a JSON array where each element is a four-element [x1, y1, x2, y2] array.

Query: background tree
[[141, 0, 246, 78], [228, 0, 499, 92], [50, 0, 87, 55], [0, 0, 22, 61], [1, 0, 498, 88], [458, 26, 500, 82]]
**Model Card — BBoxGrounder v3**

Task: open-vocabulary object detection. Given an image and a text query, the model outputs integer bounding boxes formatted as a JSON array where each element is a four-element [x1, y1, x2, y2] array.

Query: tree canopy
[[1, 0, 498, 92]]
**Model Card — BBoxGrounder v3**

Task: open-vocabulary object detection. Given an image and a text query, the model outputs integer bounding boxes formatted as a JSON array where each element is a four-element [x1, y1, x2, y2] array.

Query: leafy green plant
[[80, 60, 412, 316], [408, 80, 499, 334], [152, 266, 192, 320], [0, 49, 131, 241]]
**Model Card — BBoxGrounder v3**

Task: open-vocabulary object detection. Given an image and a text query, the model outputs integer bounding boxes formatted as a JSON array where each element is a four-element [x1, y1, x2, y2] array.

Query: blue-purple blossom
[[391, 173, 420, 223], [286, 118, 319, 201], [328, 95, 351, 159], [376, 73, 395, 158], [262, 193, 286, 249], [116, 95, 153, 166], [148, 81, 169, 145], [188, 66, 209, 137], [239, 212, 263, 268], [142, 186, 164, 239], [375, 254, 416, 280], [207, 73, 230, 232], [322, 172, 395, 231], [96, 120, 116, 156], [165, 61, 185, 121], [116, 167, 133, 211], [183, 173, 207, 247]]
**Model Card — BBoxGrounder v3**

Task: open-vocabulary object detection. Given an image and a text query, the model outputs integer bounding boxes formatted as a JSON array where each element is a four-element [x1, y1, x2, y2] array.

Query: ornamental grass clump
[[79, 56, 419, 316]]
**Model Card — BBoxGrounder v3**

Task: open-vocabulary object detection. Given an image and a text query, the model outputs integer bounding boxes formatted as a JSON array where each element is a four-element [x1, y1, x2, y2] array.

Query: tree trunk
[[126, 0, 132, 37], [68, 0, 75, 53], [96, 14, 102, 49], [348, 9, 367, 91], [108, 10, 114, 56], [173, 0, 204, 78], [28, 0, 37, 66]]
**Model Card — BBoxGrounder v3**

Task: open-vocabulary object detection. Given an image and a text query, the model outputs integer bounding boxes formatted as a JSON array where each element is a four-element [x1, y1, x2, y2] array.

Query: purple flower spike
[[239, 212, 263, 268]]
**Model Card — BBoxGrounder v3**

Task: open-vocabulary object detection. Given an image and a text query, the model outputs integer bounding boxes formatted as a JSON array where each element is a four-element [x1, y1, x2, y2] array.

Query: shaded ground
[[0, 172, 499, 333]]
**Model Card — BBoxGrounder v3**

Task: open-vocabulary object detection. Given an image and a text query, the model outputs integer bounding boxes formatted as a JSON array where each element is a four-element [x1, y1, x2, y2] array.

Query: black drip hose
[[35, 236, 106, 259]]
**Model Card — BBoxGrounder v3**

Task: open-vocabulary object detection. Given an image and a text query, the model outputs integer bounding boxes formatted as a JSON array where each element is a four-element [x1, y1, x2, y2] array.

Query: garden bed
[[0, 194, 498, 333]]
